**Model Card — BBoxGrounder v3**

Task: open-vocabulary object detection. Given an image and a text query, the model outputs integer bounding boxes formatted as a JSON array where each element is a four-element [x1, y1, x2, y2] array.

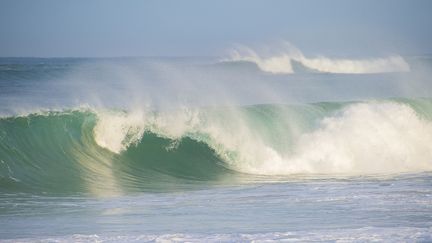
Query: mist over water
[[1, 44, 431, 114], [1, 44, 432, 182]]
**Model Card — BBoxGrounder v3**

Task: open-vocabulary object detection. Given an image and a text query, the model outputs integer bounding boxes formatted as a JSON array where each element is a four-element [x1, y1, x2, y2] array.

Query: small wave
[[224, 44, 411, 74]]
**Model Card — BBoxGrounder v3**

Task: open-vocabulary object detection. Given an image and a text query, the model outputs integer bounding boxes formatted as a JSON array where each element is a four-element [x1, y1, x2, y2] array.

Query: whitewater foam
[[261, 102, 432, 175], [4, 227, 432, 243], [94, 110, 146, 153], [92, 101, 432, 176], [226, 44, 410, 74]]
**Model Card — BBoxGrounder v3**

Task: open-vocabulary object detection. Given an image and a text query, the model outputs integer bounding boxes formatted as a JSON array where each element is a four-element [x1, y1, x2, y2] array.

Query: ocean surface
[[1, 51, 432, 242]]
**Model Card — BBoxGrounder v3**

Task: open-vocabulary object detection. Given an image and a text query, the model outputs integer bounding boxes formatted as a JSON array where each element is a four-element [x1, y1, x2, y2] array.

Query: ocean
[[1, 51, 432, 242]]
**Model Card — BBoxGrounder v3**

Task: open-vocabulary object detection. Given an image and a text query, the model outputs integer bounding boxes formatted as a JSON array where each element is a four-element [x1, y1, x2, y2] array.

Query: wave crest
[[225, 44, 410, 74]]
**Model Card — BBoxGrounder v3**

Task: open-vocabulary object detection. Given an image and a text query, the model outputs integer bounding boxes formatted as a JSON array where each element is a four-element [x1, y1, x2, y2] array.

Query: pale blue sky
[[0, 0, 431, 57]]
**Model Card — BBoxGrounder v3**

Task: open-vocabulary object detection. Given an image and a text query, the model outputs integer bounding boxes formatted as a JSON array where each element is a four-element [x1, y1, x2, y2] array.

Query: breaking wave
[[224, 44, 411, 74], [1, 98, 432, 194]]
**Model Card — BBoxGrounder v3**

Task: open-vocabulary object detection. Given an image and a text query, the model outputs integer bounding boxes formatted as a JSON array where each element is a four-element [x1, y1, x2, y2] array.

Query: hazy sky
[[1, 0, 431, 57]]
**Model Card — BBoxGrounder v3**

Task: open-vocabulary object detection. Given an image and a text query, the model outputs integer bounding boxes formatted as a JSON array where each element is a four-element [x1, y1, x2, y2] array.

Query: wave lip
[[224, 44, 411, 74]]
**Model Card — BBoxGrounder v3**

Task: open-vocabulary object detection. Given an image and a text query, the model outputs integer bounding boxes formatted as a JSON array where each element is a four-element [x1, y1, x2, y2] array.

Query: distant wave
[[1, 98, 432, 194], [223, 44, 411, 74]]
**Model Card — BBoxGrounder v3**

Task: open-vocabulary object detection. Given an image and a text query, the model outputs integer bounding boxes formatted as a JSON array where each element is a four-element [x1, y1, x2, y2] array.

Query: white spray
[[226, 43, 410, 74]]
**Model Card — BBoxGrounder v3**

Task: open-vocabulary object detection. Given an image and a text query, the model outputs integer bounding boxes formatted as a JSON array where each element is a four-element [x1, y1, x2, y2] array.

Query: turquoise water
[[1, 56, 432, 241]]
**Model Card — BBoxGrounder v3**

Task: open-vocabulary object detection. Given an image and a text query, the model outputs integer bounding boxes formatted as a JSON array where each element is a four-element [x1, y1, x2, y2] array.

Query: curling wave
[[1, 98, 432, 194]]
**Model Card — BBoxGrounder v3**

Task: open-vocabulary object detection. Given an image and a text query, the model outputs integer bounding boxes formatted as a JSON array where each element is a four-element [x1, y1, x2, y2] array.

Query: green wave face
[[0, 111, 239, 195], [1, 98, 432, 195]]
